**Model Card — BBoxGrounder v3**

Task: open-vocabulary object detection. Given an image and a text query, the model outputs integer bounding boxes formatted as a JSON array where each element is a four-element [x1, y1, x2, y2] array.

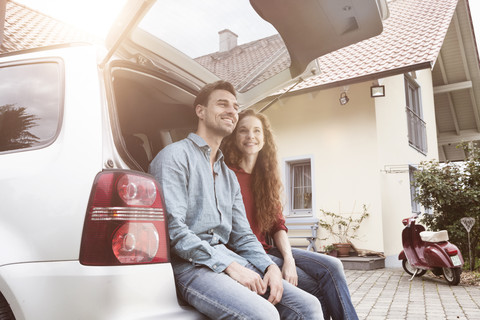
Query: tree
[[0, 104, 40, 151], [413, 143, 480, 270]]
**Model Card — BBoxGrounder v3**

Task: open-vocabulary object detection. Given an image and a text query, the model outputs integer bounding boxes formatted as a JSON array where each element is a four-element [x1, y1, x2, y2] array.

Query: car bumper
[[0, 261, 204, 320]]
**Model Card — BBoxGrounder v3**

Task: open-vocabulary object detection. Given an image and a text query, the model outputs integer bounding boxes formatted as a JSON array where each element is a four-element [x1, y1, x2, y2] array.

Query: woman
[[221, 109, 358, 320]]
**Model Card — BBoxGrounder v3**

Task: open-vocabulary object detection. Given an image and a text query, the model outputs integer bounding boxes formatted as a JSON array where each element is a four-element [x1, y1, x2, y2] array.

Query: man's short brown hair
[[193, 80, 236, 108]]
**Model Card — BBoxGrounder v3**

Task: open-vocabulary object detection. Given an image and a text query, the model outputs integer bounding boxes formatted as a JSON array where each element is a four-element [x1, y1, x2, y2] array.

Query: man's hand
[[263, 264, 284, 305], [282, 257, 298, 286], [225, 262, 267, 295]]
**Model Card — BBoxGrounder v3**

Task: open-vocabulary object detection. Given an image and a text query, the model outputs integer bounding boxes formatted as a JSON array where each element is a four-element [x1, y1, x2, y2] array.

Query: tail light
[[80, 170, 169, 265], [446, 248, 458, 256]]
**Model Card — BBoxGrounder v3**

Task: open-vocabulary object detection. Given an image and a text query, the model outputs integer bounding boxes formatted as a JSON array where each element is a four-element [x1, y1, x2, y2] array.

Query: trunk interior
[[110, 62, 199, 172]]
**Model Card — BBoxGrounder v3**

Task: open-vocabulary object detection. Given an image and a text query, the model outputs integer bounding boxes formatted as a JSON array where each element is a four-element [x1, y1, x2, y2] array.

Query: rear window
[[0, 61, 63, 153], [140, 0, 277, 59]]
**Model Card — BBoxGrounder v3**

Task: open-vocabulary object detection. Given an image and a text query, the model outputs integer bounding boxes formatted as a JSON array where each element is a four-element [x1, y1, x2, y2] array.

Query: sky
[[12, 0, 480, 57], [13, 0, 278, 57]]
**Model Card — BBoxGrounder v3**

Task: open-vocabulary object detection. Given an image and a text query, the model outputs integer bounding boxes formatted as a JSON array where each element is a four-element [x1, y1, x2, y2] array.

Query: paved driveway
[[345, 268, 480, 320]]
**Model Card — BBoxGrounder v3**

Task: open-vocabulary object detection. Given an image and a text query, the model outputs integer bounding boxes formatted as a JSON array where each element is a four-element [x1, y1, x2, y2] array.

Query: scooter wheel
[[402, 259, 427, 277], [442, 267, 461, 286]]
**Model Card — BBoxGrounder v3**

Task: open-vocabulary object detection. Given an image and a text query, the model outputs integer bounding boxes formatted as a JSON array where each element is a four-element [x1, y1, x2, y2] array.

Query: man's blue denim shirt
[[149, 133, 274, 275]]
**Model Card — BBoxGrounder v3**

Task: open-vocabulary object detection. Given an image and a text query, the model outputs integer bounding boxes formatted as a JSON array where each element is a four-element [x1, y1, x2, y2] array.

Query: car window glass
[[139, 0, 278, 59], [136, 0, 292, 94], [0, 62, 62, 153]]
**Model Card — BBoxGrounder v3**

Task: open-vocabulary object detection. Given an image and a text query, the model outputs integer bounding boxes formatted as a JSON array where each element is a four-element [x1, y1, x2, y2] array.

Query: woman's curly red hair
[[221, 109, 283, 233]]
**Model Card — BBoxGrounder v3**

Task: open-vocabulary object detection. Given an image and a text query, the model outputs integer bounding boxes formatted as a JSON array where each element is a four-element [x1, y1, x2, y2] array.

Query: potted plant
[[318, 204, 370, 257], [323, 244, 338, 257]]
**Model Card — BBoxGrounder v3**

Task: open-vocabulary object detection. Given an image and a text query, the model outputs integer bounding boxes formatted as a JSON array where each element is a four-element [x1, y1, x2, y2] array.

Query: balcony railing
[[406, 107, 427, 154]]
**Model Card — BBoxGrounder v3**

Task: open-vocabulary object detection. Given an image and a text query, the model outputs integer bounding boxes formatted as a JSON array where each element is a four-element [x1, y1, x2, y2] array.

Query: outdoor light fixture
[[339, 91, 349, 105], [370, 85, 385, 97]]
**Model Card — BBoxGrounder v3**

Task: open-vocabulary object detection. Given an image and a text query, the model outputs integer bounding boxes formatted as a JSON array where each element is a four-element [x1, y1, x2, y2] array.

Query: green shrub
[[414, 143, 480, 270]]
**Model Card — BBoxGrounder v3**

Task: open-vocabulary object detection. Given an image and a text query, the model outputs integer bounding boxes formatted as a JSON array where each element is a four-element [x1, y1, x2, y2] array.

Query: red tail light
[[446, 248, 458, 256], [80, 170, 169, 266]]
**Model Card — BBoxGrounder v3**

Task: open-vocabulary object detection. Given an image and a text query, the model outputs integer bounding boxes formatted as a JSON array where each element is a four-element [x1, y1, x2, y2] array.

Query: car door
[[102, 0, 389, 108]]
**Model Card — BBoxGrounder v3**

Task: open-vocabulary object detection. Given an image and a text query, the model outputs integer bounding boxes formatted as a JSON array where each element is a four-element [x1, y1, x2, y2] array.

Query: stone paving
[[345, 268, 480, 320]]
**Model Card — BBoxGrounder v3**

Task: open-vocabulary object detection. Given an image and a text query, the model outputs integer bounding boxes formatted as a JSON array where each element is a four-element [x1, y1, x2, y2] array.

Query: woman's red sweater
[[230, 166, 287, 251]]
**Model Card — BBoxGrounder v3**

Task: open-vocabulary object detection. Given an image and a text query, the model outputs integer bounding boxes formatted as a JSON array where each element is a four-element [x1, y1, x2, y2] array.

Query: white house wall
[[260, 69, 439, 267], [375, 70, 439, 267], [263, 82, 384, 253]]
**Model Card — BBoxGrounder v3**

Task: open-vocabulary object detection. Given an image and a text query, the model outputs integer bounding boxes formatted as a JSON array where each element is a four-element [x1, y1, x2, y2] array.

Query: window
[[409, 165, 432, 215], [0, 62, 62, 153], [286, 158, 313, 216], [405, 74, 427, 154], [409, 166, 421, 214]]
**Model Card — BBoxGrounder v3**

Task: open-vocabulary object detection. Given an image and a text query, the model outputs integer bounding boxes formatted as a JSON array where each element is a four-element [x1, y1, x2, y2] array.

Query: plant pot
[[326, 250, 338, 257], [334, 243, 351, 257]]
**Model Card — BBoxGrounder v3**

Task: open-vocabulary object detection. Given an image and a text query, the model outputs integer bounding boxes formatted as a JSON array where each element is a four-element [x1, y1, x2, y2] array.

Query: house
[[196, 0, 480, 266]]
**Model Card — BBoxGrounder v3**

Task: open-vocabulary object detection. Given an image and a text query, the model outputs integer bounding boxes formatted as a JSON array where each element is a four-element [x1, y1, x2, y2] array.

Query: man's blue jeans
[[175, 262, 323, 319], [268, 248, 358, 320]]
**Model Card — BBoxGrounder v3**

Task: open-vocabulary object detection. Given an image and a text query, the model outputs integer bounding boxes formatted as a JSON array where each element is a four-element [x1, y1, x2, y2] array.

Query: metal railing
[[406, 107, 427, 154]]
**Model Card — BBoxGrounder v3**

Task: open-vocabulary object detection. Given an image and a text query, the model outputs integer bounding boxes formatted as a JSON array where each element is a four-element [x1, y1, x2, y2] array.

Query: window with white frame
[[286, 159, 313, 216], [405, 74, 427, 154]]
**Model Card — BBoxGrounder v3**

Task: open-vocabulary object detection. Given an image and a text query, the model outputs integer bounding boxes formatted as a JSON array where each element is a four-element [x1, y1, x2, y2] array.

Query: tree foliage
[[414, 143, 480, 270], [0, 104, 40, 151]]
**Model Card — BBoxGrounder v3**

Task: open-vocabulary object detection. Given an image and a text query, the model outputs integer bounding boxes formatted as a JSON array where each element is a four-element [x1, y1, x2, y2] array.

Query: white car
[[0, 0, 388, 319]]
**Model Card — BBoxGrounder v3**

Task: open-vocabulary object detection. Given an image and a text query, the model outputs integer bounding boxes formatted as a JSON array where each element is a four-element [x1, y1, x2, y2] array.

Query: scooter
[[398, 216, 464, 285]]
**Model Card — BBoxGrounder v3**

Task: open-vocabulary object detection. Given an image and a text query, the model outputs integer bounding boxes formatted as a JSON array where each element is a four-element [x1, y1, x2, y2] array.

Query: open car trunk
[[109, 62, 198, 172]]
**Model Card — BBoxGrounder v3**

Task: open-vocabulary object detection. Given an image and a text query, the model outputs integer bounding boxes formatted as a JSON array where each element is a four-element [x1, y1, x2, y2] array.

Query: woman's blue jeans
[[268, 248, 359, 320], [175, 262, 323, 319]]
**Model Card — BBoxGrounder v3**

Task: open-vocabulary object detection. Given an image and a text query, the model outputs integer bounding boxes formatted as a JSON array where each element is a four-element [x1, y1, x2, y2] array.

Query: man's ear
[[195, 104, 205, 120]]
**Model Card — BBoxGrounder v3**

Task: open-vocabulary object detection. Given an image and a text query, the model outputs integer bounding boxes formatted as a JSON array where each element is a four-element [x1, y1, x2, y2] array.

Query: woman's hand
[[272, 230, 298, 285], [282, 256, 298, 286]]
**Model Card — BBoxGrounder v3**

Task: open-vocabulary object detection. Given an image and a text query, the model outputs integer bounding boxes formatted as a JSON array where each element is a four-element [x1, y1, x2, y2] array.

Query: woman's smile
[[235, 116, 265, 156]]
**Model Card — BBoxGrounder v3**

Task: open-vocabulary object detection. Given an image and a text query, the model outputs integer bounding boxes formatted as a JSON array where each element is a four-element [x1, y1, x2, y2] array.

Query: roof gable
[[195, 34, 290, 92]]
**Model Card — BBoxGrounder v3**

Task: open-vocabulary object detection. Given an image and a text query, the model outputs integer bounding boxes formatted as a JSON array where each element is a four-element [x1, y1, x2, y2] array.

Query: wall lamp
[[339, 85, 350, 106], [339, 92, 349, 105], [370, 85, 385, 97]]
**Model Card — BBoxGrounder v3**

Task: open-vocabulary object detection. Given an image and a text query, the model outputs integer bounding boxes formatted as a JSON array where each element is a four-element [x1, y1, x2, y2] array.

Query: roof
[[432, 0, 480, 161], [196, 0, 459, 93], [195, 34, 291, 93], [300, 0, 458, 91], [0, 0, 98, 54]]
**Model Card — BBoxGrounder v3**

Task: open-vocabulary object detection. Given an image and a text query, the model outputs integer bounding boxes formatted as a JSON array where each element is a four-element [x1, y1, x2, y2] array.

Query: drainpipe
[[0, 0, 6, 47]]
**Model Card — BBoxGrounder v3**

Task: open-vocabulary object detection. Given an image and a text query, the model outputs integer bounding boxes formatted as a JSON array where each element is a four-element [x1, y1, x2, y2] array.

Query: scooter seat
[[420, 230, 449, 242]]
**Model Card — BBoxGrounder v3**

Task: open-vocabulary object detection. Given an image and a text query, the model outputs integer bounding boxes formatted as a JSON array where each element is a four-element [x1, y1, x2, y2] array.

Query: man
[[150, 80, 322, 319]]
